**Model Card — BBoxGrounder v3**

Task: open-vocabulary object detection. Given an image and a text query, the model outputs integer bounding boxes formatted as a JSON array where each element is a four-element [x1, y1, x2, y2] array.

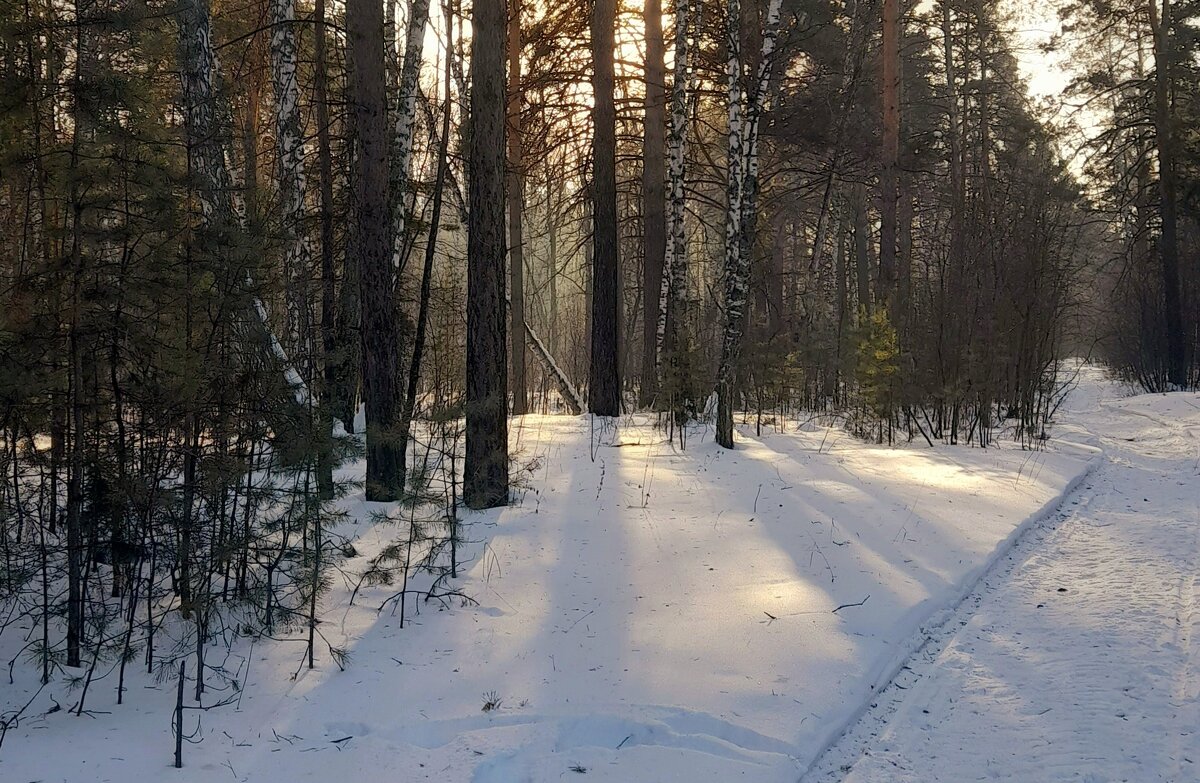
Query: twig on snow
[[832, 595, 870, 614]]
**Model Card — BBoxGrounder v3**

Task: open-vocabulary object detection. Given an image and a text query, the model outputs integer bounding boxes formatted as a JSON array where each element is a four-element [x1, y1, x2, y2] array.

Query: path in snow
[[0, 392, 1091, 783], [807, 369, 1200, 782]]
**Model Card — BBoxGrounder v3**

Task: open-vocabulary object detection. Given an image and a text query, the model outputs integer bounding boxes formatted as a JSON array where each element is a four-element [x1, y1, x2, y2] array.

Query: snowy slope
[[807, 367, 1200, 782], [1, 404, 1091, 782]]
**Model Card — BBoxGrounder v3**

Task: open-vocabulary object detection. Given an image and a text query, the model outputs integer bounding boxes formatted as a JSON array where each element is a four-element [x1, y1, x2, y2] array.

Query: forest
[[0, 0, 1198, 779]]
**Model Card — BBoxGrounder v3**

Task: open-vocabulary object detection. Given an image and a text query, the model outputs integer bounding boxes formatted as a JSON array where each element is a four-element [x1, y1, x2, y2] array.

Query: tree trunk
[[589, 0, 621, 416], [716, 0, 745, 450], [1149, 0, 1186, 387], [65, 3, 88, 666], [347, 0, 403, 500], [269, 0, 311, 363], [658, 0, 691, 421], [507, 0, 528, 414], [878, 0, 900, 306], [389, 0, 433, 271], [315, 0, 337, 497], [715, 0, 783, 448], [175, 0, 311, 424], [639, 0, 667, 406], [853, 183, 872, 317], [400, 4, 454, 484], [465, 0, 510, 509]]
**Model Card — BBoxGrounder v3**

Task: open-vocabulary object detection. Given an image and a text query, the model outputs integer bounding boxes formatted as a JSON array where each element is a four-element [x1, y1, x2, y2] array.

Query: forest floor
[[9, 367, 1190, 783], [805, 367, 1200, 783]]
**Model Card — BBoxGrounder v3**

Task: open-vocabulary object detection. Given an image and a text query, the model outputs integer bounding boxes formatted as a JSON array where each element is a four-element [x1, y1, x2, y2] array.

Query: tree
[[588, 0, 621, 416], [389, 0, 433, 268], [315, 0, 338, 497], [347, 0, 403, 501], [1148, 0, 1186, 387], [508, 0, 529, 414], [1060, 0, 1198, 390], [715, 0, 785, 449], [658, 0, 693, 424], [465, 0, 510, 509], [879, 0, 900, 306], [269, 0, 311, 362], [640, 0, 667, 406]]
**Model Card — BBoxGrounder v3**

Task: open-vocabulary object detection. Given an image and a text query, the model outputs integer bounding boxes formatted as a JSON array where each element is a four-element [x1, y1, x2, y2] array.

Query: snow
[[807, 366, 1200, 782], [4, 379, 1120, 782]]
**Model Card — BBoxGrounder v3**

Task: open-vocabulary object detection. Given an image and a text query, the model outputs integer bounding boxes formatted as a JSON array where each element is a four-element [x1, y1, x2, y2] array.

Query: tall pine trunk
[[639, 0, 667, 406], [1149, 0, 1186, 387], [65, 0, 89, 666], [465, 0, 510, 509], [878, 0, 900, 306], [589, 0, 621, 416], [507, 0, 528, 414], [347, 0, 403, 500], [315, 0, 337, 497]]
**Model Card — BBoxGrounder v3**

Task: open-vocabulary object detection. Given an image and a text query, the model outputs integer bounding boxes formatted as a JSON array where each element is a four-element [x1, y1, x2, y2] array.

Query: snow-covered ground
[[5, 375, 1129, 782], [808, 366, 1200, 782]]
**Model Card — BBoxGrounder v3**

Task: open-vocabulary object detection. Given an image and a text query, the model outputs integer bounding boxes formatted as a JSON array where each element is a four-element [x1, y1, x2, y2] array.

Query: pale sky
[[1007, 0, 1072, 99]]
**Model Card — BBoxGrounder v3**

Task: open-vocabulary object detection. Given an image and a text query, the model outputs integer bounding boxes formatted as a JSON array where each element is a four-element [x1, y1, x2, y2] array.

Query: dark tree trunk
[[639, 0, 667, 407], [315, 0, 337, 498], [400, 2, 454, 486], [507, 0, 528, 415], [589, 0, 621, 416], [65, 13, 87, 664], [347, 0, 403, 501], [853, 184, 872, 318], [1149, 0, 1186, 387], [465, 0, 510, 509], [879, 0, 900, 307]]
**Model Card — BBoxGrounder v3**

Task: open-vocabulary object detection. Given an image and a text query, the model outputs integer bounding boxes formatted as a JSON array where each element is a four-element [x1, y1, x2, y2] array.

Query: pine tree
[[465, 0, 510, 509]]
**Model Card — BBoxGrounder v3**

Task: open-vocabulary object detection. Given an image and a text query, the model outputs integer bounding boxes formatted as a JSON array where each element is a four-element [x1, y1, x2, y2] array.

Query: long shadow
[[710, 423, 1092, 763]]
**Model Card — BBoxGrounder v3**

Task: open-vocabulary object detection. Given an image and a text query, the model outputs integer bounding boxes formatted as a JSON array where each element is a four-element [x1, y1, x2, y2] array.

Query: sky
[[1007, 0, 1073, 99]]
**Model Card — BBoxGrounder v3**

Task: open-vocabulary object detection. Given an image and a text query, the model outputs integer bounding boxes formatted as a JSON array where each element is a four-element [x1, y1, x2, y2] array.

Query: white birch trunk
[[176, 0, 310, 407], [654, 0, 691, 379], [715, 0, 785, 448], [269, 0, 311, 367], [389, 0, 433, 270]]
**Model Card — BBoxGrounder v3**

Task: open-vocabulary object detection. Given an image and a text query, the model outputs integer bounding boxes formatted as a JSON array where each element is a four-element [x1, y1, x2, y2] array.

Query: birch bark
[[715, 0, 784, 448], [389, 0, 433, 271], [655, 0, 692, 417], [176, 0, 311, 410], [268, 0, 311, 365]]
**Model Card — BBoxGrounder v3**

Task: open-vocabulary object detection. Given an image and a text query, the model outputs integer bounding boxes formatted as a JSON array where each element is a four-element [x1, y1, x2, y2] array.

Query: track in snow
[[804, 382, 1200, 783]]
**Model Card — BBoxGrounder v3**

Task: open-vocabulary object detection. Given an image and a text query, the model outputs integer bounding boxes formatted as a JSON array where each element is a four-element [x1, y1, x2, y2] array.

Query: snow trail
[[807, 367, 1200, 782], [0, 377, 1096, 782]]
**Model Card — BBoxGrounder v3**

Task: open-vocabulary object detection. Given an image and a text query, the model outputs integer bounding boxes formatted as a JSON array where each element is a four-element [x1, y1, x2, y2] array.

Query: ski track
[[805, 375, 1200, 783]]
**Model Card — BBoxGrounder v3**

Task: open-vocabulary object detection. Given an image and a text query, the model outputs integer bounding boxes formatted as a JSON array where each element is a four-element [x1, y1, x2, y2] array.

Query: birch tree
[[268, 0, 310, 364], [715, 0, 785, 449], [389, 0, 433, 269], [656, 0, 692, 421], [175, 0, 311, 416]]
